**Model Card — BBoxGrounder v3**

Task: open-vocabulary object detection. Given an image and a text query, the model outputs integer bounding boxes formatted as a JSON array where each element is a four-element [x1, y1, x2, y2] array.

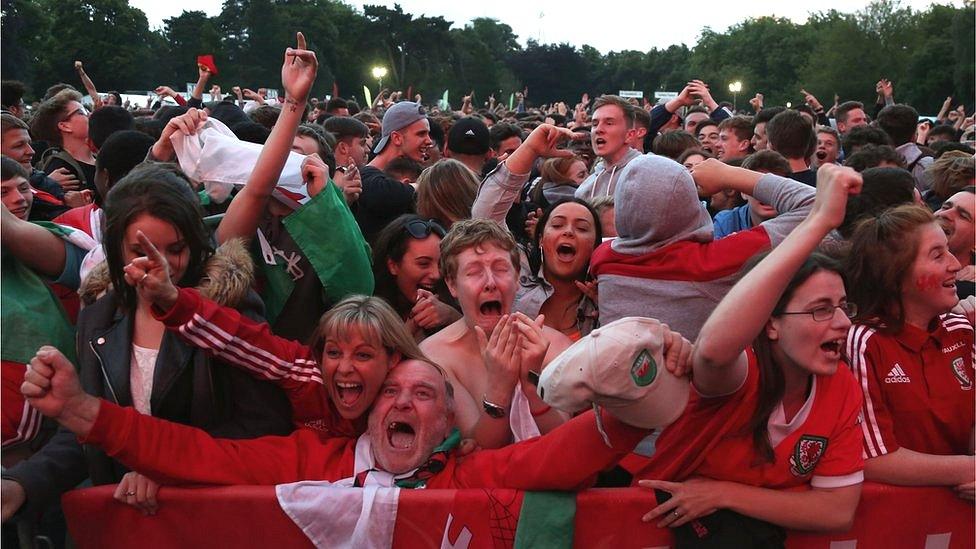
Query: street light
[[371, 66, 388, 90], [728, 81, 743, 112]]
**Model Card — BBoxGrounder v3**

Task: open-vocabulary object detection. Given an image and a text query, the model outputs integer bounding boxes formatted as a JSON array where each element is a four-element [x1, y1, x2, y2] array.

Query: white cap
[[538, 317, 690, 429]]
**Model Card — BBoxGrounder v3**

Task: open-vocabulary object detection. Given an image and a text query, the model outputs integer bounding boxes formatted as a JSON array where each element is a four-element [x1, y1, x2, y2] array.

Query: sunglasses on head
[[404, 219, 446, 239]]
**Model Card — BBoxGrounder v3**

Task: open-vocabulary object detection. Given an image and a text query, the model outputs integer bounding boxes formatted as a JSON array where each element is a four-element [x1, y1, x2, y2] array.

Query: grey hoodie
[[574, 147, 642, 199], [591, 154, 815, 341]]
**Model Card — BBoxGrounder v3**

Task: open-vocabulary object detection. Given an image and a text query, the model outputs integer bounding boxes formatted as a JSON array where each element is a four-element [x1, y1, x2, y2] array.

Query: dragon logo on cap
[[630, 349, 657, 387]]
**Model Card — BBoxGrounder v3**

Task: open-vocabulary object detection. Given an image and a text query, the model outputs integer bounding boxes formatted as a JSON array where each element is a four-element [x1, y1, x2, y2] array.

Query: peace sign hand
[[122, 231, 179, 310]]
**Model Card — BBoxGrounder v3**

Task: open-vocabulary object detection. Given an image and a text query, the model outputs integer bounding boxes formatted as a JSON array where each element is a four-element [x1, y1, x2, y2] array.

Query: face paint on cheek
[[914, 274, 942, 291]]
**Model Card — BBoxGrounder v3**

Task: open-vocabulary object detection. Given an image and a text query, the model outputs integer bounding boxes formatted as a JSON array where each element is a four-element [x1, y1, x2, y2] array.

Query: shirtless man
[[420, 219, 573, 449]]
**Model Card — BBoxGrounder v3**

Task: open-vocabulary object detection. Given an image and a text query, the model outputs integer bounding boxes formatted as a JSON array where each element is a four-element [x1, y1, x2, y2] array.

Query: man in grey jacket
[[575, 95, 642, 200]]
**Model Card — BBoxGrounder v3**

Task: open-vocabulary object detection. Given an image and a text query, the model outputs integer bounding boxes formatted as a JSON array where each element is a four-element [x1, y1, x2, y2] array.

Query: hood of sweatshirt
[[611, 154, 714, 255]]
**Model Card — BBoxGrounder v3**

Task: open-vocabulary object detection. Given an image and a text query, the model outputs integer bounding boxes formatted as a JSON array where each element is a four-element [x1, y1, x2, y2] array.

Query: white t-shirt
[[130, 344, 159, 415]]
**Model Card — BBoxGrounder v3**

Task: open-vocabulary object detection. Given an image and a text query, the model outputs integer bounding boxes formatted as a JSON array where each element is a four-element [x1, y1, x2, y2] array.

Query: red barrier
[[62, 483, 973, 548]]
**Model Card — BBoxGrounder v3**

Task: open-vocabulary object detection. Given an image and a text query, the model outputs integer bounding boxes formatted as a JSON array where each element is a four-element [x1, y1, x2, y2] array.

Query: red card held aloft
[[197, 54, 218, 76]]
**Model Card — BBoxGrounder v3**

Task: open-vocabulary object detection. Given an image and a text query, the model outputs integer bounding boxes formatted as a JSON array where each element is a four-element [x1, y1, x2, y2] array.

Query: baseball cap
[[373, 101, 427, 154], [537, 317, 690, 429], [447, 117, 490, 155]]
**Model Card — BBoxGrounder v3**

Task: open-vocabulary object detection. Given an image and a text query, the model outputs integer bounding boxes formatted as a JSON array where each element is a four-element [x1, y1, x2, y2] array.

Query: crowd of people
[[0, 30, 974, 547]]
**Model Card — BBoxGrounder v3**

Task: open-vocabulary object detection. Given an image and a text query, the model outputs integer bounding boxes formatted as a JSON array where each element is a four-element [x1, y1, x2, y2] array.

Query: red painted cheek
[[914, 274, 942, 291]]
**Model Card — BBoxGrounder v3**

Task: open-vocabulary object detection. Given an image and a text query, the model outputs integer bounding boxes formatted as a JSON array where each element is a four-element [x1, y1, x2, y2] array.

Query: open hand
[[49, 167, 81, 191], [512, 312, 549, 383], [524, 124, 587, 159], [638, 478, 724, 528], [475, 314, 521, 390]]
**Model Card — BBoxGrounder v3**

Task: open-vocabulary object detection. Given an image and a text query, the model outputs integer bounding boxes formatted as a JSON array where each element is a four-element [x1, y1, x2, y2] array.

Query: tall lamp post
[[728, 80, 742, 112], [371, 66, 388, 90]]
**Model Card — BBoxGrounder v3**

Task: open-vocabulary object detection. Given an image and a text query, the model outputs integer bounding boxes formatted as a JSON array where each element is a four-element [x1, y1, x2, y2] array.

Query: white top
[[130, 344, 159, 415]]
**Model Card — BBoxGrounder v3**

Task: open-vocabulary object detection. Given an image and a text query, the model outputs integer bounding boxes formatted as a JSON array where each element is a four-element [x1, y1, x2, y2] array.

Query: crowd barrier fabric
[[62, 483, 973, 548]]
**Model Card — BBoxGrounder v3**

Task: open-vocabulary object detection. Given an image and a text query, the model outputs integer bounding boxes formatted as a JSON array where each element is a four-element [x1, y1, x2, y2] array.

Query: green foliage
[[0, 0, 971, 114]]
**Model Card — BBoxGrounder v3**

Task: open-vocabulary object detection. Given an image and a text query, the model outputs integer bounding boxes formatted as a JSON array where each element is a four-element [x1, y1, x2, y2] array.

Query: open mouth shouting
[[387, 420, 416, 450], [942, 276, 958, 293], [815, 150, 828, 160], [819, 338, 844, 360], [479, 300, 503, 317], [335, 380, 364, 408], [555, 243, 577, 263]]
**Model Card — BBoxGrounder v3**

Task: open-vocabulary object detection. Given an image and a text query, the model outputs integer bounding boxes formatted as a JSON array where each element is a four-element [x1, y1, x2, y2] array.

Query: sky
[[129, 0, 960, 54]]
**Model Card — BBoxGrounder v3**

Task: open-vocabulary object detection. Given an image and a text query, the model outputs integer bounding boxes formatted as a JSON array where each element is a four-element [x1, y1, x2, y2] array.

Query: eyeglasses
[[59, 106, 89, 123], [780, 303, 858, 322], [404, 219, 446, 239]]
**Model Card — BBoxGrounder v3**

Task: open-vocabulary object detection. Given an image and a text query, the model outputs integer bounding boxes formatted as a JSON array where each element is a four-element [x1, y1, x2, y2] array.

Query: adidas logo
[[884, 364, 911, 384]]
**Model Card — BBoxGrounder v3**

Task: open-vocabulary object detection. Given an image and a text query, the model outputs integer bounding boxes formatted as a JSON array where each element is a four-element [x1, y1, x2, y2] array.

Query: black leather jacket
[[3, 290, 293, 517]]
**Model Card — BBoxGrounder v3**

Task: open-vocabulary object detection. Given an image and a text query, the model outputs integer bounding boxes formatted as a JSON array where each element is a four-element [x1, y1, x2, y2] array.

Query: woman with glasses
[[845, 204, 975, 499], [634, 165, 867, 535], [372, 214, 461, 341]]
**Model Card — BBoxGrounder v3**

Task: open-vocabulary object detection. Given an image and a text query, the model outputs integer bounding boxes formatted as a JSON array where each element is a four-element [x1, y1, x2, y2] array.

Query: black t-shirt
[[354, 166, 416, 243], [790, 169, 818, 187], [44, 156, 97, 196]]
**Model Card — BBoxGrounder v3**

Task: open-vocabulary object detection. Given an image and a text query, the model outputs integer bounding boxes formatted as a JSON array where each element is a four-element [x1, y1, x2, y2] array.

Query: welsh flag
[[258, 181, 374, 325], [278, 486, 575, 549], [2, 222, 95, 365]]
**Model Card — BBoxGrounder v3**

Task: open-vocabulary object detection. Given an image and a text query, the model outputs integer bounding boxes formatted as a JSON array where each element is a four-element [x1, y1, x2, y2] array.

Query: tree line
[[1, 0, 972, 114]]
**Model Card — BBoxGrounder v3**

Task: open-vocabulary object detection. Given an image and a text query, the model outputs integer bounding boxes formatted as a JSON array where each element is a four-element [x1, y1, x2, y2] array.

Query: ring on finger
[[140, 273, 149, 283], [125, 491, 136, 496], [672, 509, 681, 518]]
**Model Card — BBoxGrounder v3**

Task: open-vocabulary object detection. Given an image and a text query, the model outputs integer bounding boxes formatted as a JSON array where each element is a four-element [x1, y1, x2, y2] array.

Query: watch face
[[484, 401, 506, 418]]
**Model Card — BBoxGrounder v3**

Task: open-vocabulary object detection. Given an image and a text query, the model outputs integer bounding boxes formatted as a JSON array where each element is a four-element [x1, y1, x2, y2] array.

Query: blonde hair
[[309, 295, 428, 363], [416, 159, 479, 226], [927, 153, 975, 201], [588, 195, 614, 215], [439, 218, 520, 282]]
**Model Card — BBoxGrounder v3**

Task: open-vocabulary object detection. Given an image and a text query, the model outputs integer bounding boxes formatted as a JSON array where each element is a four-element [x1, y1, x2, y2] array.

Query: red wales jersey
[[634, 348, 864, 490], [848, 313, 974, 457]]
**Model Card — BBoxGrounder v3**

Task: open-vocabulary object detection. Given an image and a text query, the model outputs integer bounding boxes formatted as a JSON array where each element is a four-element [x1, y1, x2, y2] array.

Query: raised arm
[[188, 66, 211, 108], [74, 61, 103, 111], [216, 32, 317, 245], [122, 231, 322, 393], [690, 163, 861, 396], [1, 205, 66, 277], [20, 347, 320, 486], [471, 124, 583, 223]]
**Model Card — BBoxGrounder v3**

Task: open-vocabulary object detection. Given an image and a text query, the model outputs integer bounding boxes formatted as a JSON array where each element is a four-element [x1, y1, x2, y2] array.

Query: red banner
[[62, 483, 973, 548]]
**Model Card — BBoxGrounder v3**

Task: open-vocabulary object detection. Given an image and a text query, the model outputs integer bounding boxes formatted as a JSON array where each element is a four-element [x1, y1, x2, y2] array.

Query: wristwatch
[[482, 396, 507, 419]]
